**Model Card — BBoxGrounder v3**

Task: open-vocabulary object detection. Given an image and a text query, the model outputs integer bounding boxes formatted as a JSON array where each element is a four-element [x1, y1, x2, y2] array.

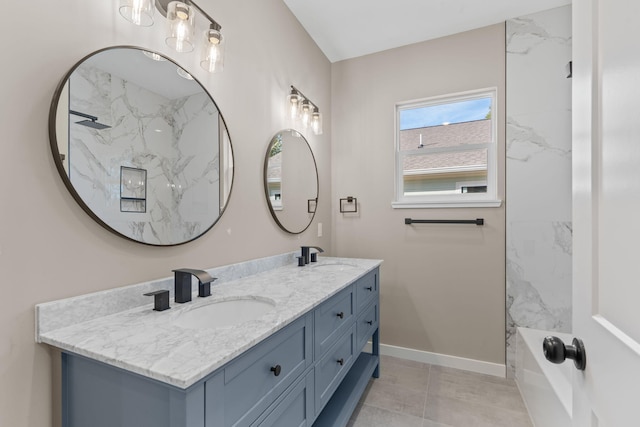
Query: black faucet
[[172, 268, 217, 303], [300, 246, 324, 265]]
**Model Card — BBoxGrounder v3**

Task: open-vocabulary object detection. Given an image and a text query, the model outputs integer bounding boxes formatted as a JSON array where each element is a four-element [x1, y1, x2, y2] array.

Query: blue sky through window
[[400, 97, 491, 130]]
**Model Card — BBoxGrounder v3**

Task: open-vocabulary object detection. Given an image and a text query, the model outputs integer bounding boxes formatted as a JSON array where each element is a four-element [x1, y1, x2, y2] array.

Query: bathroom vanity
[[36, 254, 381, 427]]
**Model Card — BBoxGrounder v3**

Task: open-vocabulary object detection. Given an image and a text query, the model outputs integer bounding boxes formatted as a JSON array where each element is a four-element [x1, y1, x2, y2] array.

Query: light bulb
[[166, 1, 195, 53], [311, 109, 323, 135], [287, 89, 301, 120], [200, 25, 225, 73], [301, 101, 312, 128]]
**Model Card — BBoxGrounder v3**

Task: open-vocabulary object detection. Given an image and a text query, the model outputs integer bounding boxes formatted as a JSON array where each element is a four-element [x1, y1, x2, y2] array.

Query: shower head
[[69, 110, 111, 130], [75, 119, 111, 130]]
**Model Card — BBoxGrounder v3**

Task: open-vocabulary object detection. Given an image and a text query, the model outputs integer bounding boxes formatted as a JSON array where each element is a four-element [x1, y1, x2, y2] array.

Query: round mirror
[[264, 130, 318, 234], [49, 47, 234, 246]]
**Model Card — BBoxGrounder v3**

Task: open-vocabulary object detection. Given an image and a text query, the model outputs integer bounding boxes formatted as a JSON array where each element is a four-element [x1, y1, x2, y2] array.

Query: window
[[393, 88, 501, 208]]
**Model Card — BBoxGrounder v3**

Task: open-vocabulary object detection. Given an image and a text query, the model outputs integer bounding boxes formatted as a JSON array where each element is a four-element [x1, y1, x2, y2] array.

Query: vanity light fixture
[[118, 0, 226, 73], [287, 85, 323, 135]]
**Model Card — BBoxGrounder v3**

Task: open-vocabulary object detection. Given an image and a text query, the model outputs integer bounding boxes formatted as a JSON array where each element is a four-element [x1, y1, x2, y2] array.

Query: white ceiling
[[283, 0, 572, 63], [85, 48, 204, 100]]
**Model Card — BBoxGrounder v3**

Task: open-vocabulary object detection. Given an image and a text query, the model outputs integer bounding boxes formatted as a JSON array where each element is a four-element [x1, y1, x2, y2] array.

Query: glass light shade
[[119, 0, 154, 26], [311, 110, 323, 135], [200, 27, 225, 72], [176, 67, 194, 80], [142, 50, 167, 61], [300, 100, 312, 128], [287, 90, 301, 120], [166, 1, 195, 53]]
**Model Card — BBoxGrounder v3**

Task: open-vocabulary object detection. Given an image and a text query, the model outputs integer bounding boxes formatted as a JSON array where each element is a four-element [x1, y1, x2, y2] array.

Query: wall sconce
[[287, 85, 323, 135], [118, 0, 225, 73]]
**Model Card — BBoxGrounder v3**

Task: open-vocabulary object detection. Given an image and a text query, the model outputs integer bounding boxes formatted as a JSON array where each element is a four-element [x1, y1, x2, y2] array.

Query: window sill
[[391, 199, 503, 209]]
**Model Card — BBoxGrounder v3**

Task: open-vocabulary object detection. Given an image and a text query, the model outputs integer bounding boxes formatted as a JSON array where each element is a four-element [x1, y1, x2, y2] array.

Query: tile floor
[[348, 355, 533, 427]]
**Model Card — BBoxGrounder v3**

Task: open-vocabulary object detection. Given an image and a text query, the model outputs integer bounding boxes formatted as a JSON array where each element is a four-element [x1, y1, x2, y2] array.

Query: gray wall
[[0, 0, 331, 426], [331, 24, 507, 366]]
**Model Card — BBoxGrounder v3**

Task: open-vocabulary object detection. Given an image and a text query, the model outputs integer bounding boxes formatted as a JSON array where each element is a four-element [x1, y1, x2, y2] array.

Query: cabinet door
[[63, 353, 205, 427], [252, 371, 314, 427], [205, 314, 312, 427], [314, 325, 356, 415], [354, 269, 378, 314], [314, 286, 354, 359], [356, 301, 378, 351]]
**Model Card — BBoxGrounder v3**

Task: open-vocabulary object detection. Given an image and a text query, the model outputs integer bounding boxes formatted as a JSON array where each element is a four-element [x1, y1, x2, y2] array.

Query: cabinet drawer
[[356, 301, 378, 351], [314, 286, 354, 359], [314, 325, 355, 415], [211, 314, 312, 427], [355, 269, 378, 314], [252, 371, 314, 427]]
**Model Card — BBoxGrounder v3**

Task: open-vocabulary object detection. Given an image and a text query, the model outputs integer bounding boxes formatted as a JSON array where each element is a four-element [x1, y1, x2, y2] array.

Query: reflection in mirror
[[264, 130, 318, 234], [49, 47, 233, 246]]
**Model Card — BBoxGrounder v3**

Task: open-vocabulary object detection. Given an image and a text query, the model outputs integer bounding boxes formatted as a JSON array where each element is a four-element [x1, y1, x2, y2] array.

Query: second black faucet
[[172, 268, 217, 303], [300, 246, 324, 265]]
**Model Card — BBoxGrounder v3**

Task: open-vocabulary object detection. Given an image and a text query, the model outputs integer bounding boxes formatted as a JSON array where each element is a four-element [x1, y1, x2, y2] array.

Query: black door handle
[[543, 336, 586, 370], [336, 312, 344, 319]]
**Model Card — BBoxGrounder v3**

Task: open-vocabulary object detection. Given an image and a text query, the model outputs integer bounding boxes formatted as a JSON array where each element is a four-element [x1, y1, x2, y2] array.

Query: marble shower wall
[[506, 6, 572, 376], [69, 65, 220, 244]]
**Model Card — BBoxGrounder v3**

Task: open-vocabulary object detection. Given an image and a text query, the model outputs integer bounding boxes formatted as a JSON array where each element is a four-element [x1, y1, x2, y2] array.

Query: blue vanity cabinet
[[60, 267, 381, 427], [312, 269, 380, 427], [62, 353, 206, 427]]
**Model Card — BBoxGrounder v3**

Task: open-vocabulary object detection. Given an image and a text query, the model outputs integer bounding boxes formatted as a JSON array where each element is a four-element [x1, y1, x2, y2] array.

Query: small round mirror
[[49, 47, 234, 246], [264, 130, 318, 234]]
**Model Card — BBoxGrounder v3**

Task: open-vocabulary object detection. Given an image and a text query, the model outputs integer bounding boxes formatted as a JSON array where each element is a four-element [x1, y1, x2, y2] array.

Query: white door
[[572, 0, 640, 425]]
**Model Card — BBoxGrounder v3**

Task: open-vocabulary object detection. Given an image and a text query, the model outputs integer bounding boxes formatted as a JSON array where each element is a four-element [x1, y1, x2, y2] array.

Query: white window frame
[[392, 88, 502, 209]]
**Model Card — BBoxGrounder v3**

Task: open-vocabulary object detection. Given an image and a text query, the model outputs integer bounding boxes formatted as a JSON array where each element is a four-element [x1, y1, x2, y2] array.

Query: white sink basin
[[309, 262, 358, 272], [174, 298, 276, 329]]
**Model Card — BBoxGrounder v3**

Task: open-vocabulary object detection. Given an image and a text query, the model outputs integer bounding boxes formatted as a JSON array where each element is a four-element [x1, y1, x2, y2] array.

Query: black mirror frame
[[48, 46, 235, 246], [263, 129, 319, 235]]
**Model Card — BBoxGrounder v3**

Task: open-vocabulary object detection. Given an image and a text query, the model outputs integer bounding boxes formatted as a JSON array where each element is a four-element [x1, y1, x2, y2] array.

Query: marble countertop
[[37, 256, 381, 389]]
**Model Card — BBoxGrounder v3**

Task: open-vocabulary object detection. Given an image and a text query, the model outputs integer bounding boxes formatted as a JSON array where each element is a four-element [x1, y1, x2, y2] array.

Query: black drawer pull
[[336, 312, 344, 319], [337, 358, 344, 366], [366, 320, 373, 325], [365, 286, 373, 291], [270, 365, 282, 376]]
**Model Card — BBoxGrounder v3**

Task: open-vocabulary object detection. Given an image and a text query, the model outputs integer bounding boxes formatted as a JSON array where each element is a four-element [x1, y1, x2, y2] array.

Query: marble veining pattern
[[506, 6, 572, 376], [507, 16, 571, 56], [506, 116, 571, 163], [36, 255, 381, 389], [69, 64, 220, 244], [36, 252, 297, 336]]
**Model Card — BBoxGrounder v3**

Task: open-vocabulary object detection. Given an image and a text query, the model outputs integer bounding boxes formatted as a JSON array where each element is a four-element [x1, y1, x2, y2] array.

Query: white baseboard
[[363, 342, 506, 378]]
